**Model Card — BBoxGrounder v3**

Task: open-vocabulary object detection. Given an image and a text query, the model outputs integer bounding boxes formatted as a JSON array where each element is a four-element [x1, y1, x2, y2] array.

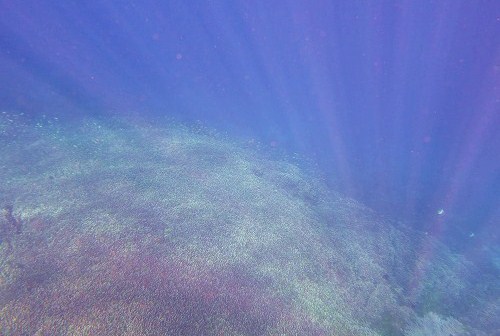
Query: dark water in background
[[0, 0, 498, 286]]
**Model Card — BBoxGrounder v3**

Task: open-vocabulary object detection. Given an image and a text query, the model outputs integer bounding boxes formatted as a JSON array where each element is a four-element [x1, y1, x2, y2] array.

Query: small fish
[[437, 209, 445, 215]]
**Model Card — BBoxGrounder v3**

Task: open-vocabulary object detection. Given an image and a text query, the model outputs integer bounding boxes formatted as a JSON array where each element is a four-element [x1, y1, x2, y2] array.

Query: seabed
[[0, 113, 497, 335]]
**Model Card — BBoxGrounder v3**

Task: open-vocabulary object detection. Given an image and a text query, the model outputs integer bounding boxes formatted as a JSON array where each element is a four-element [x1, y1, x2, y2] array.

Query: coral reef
[[0, 113, 496, 335], [404, 312, 469, 336]]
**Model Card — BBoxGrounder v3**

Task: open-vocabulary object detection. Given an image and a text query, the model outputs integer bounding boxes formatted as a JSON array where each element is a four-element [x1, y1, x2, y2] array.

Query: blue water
[[0, 1, 498, 335]]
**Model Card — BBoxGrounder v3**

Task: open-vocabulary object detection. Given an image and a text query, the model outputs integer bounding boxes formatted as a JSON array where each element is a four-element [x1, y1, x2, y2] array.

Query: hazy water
[[0, 1, 499, 335]]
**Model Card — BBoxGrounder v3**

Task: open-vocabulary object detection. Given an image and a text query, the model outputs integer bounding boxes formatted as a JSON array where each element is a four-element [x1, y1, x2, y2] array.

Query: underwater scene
[[0, 2, 499, 336]]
